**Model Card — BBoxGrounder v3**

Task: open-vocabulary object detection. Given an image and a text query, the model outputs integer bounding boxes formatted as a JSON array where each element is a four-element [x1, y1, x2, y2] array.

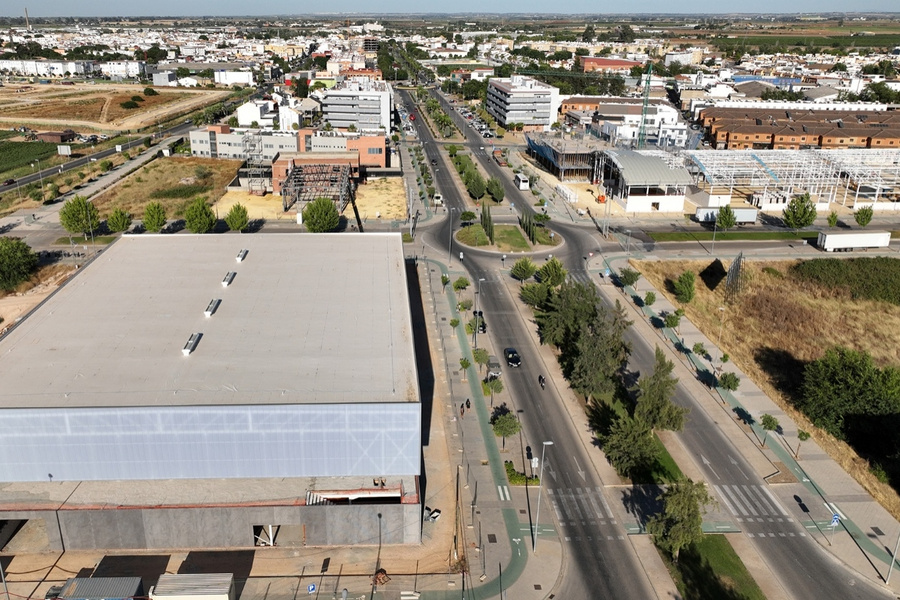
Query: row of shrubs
[[504, 460, 539, 485]]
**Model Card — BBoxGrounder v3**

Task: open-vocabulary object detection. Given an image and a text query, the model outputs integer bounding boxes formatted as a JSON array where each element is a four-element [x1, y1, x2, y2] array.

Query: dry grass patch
[[90, 157, 241, 218], [0, 88, 191, 124], [633, 257, 900, 521], [355, 177, 406, 221]]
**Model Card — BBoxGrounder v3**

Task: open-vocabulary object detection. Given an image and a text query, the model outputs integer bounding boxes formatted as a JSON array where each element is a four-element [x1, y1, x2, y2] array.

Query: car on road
[[431, 158, 437, 165], [3, 178, 15, 186], [504, 347, 521, 368], [487, 355, 502, 379]]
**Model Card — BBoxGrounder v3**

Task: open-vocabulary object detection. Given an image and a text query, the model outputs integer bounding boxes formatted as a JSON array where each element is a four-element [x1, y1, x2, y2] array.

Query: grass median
[[658, 534, 766, 600]]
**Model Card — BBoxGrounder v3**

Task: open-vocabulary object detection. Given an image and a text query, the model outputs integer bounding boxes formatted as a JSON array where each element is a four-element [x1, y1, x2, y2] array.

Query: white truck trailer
[[695, 207, 758, 225], [817, 231, 891, 252]]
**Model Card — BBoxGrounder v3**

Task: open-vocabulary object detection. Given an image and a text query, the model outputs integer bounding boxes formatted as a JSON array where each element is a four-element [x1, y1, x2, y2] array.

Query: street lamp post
[[716, 306, 726, 368], [533, 440, 554, 554], [473, 277, 486, 348], [85, 198, 95, 254], [711, 217, 718, 255], [447, 207, 456, 266], [625, 229, 632, 258], [30, 159, 45, 197]]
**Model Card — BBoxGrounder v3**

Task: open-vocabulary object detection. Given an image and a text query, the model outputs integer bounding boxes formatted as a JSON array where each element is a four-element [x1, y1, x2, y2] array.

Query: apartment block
[[486, 75, 560, 131], [321, 79, 393, 132]]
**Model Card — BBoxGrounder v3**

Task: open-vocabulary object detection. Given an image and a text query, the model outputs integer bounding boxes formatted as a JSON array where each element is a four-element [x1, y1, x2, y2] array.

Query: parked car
[[504, 347, 521, 368], [44, 586, 63, 600]]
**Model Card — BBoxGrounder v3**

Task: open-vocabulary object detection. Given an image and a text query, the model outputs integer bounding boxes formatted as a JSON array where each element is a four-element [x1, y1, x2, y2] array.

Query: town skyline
[[8, 2, 900, 18]]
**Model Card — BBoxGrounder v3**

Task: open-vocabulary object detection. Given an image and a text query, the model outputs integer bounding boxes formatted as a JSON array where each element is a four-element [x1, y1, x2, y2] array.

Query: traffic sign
[[532, 457, 539, 470], [307, 583, 316, 594], [831, 514, 840, 527]]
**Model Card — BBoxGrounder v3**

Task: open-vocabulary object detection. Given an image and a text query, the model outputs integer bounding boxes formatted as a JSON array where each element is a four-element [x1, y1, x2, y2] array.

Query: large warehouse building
[[0, 233, 422, 550]]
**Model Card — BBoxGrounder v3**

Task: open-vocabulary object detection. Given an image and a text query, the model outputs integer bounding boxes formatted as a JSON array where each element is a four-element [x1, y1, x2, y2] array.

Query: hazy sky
[[11, 0, 900, 17]]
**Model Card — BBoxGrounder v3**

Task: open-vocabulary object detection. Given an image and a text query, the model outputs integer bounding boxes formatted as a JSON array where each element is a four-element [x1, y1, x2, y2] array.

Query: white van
[[432, 193, 443, 206]]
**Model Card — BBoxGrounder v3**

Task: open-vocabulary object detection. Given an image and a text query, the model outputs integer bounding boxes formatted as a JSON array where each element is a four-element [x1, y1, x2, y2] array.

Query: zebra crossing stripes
[[498, 485, 510, 501], [547, 487, 616, 527], [713, 484, 790, 522]]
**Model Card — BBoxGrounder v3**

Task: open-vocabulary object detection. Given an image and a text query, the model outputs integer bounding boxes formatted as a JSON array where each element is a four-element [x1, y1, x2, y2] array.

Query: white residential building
[[236, 100, 278, 128], [98, 61, 147, 78], [189, 125, 299, 160], [321, 79, 393, 132], [0, 59, 94, 77], [215, 70, 255, 86], [588, 102, 688, 148], [486, 75, 561, 131]]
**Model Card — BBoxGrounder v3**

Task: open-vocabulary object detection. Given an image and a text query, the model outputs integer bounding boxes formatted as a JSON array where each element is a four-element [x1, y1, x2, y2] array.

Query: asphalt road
[[405, 88, 656, 599], [546, 221, 892, 599], [0, 121, 193, 194], [408, 87, 894, 598]]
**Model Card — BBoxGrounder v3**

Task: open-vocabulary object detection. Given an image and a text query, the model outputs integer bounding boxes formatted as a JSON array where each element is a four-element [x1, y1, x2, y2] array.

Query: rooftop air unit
[[205, 299, 221, 317], [183, 333, 201, 356], [222, 272, 236, 287]]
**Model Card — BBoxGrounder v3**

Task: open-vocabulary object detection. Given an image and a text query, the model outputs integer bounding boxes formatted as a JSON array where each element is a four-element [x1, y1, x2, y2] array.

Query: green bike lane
[[416, 259, 557, 600], [600, 249, 900, 592]]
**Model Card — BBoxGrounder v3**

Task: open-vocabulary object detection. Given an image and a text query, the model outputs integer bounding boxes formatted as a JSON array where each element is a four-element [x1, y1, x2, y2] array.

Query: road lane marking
[[722, 486, 749, 516], [497, 485, 510, 501], [760, 486, 790, 516], [713, 485, 739, 516]]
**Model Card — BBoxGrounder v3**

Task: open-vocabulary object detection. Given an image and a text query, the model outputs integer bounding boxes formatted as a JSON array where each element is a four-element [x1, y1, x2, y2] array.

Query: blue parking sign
[[307, 583, 316, 594]]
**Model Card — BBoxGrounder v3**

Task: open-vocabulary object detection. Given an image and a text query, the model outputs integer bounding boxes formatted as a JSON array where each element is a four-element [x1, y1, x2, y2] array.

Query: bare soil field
[[0, 83, 228, 132], [0, 264, 75, 330], [355, 176, 407, 221], [90, 157, 241, 218], [633, 257, 900, 521]]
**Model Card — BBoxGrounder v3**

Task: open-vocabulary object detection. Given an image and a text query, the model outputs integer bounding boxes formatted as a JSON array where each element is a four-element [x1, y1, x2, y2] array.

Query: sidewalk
[[594, 249, 900, 597]]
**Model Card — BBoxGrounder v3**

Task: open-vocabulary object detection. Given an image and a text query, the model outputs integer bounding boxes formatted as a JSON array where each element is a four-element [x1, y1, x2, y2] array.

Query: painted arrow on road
[[701, 455, 719, 479]]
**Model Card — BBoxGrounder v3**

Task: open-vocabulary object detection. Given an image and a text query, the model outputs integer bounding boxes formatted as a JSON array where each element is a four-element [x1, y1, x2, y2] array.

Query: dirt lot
[[355, 176, 407, 221], [0, 83, 229, 132], [91, 157, 241, 218], [0, 265, 75, 331], [633, 257, 900, 521], [213, 176, 408, 224]]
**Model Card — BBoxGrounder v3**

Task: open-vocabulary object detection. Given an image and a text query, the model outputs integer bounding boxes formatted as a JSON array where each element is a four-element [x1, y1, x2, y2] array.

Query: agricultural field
[[0, 140, 59, 173], [89, 156, 241, 219], [0, 83, 228, 131], [632, 257, 900, 520]]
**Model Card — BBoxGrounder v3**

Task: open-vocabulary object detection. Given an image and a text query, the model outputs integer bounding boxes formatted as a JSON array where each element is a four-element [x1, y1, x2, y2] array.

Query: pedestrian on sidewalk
[[465, 398, 471, 410], [460, 404, 465, 418]]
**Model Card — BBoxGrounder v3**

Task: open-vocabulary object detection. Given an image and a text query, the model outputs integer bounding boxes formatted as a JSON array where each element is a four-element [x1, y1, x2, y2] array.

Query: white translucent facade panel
[[0, 404, 420, 482]]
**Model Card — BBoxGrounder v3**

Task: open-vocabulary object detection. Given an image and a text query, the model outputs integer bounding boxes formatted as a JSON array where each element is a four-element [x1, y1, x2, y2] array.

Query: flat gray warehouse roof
[[0, 233, 418, 409]]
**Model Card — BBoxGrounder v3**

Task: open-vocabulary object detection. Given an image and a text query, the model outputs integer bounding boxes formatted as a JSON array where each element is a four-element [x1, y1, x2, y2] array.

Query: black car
[[474, 310, 486, 333], [431, 158, 437, 165], [2, 178, 14, 186], [504, 347, 521, 368]]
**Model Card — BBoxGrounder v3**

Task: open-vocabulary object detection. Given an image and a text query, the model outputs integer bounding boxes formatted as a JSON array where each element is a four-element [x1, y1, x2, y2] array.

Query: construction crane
[[636, 63, 652, 149]]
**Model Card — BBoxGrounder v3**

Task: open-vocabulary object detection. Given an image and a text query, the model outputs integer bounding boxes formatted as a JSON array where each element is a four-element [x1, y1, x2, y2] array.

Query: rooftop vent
[[205, 299, 221, 317], [236, 249, 248, 262], [183, 333, 201, 356], [222, 272, 236, 287]]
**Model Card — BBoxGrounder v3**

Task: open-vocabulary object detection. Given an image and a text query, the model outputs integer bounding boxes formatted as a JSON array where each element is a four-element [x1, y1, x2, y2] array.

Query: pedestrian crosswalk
[[497, 485, 510, 501], [713, 484, 793, 531], [547, 486, 617, 528]]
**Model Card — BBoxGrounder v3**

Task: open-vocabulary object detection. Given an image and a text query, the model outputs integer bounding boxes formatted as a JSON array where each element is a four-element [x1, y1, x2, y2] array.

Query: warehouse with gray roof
[[0, 233, 422, 550]]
